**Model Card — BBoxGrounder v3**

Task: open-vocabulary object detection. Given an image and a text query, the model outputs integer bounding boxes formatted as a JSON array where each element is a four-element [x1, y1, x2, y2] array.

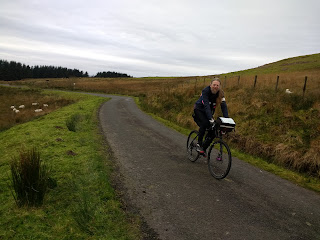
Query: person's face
[[210, 80, 220, 94]]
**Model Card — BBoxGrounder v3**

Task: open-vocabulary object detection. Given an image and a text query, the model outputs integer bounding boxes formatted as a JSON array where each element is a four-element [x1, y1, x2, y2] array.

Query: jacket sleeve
[[221, 101, 229, 118], [220, 90, 229, 118], [202, 87, 213, 120]]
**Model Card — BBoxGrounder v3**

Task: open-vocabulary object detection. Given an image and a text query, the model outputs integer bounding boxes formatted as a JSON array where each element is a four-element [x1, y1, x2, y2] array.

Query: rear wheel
[[187, 130, 200, 162], [208, 139, 232, 179]]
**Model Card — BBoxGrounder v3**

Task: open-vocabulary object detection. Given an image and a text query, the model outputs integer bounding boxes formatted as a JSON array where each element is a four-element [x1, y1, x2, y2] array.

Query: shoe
[[196, 143, 203, 152], [196, 144, 206, 157]]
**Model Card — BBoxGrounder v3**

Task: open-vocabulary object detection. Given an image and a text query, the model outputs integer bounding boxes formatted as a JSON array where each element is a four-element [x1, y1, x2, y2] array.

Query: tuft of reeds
[[66, 113, 82, 132], [10, 147, 49, 207]]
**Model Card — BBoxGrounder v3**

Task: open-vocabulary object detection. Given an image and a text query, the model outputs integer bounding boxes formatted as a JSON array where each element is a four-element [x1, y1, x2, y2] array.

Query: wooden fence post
[[303, 76, 308, 97], [275, 76, 279, 91], [194, 77, 197, 95], [253, 75, 257, 88]]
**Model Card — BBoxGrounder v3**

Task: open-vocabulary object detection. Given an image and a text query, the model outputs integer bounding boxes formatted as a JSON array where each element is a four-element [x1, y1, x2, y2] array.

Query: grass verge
[[0, 91, 141, 239]]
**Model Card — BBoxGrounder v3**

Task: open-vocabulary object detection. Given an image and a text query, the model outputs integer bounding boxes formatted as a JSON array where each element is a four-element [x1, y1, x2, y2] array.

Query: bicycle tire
[[187, 130, 200, 162], [208, 139, 232, 179]]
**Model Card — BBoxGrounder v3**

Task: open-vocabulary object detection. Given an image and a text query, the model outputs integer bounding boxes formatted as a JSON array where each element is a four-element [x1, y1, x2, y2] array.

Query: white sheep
[[32, 103, 39, 106], [14, 109, 20, 113], [12, 108, 17, 111], [43, 104, 48, 107], [10, 106, 15, 109], [34, 109, 43, 113], [285, 89, 293, 94], [19, 105, 25, 109]]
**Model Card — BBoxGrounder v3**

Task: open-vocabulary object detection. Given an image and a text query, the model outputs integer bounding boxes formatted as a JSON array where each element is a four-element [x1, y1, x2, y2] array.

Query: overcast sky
[[0, 0, 319, 77]]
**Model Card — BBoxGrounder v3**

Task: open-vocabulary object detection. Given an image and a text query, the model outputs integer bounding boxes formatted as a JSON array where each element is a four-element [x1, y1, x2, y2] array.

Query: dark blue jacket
[[194, 86, 228, 119]]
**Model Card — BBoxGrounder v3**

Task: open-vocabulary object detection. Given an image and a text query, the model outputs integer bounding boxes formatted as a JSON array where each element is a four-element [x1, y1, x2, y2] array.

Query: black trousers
[[193, 109, 214, 149]]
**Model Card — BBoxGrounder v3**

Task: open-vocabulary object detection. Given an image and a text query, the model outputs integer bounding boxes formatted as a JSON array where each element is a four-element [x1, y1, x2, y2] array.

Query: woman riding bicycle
[[193, 77, 229, 156]]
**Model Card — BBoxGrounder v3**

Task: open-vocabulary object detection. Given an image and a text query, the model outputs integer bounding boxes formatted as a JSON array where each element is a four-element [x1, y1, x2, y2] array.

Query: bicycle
[[187, 117, 235, 179]]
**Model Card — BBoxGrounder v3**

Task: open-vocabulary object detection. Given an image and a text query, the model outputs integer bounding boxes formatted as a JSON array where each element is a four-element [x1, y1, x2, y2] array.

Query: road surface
[[97, 94, 320, 240]]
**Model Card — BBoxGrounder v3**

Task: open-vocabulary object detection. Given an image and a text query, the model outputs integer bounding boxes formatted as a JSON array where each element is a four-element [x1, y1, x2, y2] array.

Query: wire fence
[[217, 73, 319, 97], [173, 73, 320, 100]]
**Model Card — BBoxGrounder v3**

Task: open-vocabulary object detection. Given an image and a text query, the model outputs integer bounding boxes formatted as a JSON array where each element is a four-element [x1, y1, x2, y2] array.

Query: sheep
[[32, 103, 39, 106], [14, 109, 20, 113], [19, 105, 25, 109], [10, 106, 15, 109], [285, 89, 293, 94], [34, 109, 43, 113], [43, 104, 49, 107]]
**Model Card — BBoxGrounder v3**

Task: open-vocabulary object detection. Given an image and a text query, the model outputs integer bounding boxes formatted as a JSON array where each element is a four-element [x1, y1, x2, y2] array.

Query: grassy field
[[224, 53, 320, 75], [0, 87, 75, 131], [0, 88, 142, 239]]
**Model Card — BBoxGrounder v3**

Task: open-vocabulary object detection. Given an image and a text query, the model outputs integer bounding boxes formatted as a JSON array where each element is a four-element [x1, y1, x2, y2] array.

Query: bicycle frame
[[204, 123, 225, 147]]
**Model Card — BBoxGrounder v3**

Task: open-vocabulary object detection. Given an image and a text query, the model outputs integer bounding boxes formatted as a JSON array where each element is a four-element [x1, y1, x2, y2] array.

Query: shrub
[[10, 147, 49, 207], [66, 113, 81, 132], [283, 93, 315, 111]]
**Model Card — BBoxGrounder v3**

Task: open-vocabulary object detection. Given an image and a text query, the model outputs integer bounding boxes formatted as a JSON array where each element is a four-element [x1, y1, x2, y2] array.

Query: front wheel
[[187, 130, 200, 162], [208, 139, 232, 179]]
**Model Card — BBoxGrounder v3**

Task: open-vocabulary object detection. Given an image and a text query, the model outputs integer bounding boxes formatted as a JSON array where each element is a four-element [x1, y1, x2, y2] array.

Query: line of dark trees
[[95, 71, 132, 78], [0, 59, 132, 81]]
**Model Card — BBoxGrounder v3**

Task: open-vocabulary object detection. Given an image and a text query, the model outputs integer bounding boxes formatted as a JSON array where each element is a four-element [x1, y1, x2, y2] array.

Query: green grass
[[0, 91, 141, 239], [222, 53, 320, 76]]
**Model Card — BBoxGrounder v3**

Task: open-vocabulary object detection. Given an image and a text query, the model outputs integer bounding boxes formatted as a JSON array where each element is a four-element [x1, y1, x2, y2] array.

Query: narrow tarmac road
[[97, 94, 320, 240]]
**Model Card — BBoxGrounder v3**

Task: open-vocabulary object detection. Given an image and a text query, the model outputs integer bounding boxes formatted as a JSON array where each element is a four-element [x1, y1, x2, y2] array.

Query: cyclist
[[193, 77, 229, 156]]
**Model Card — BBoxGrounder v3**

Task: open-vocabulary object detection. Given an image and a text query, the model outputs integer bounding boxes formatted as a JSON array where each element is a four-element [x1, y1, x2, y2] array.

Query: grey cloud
[[0, 0, 319, 77]]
